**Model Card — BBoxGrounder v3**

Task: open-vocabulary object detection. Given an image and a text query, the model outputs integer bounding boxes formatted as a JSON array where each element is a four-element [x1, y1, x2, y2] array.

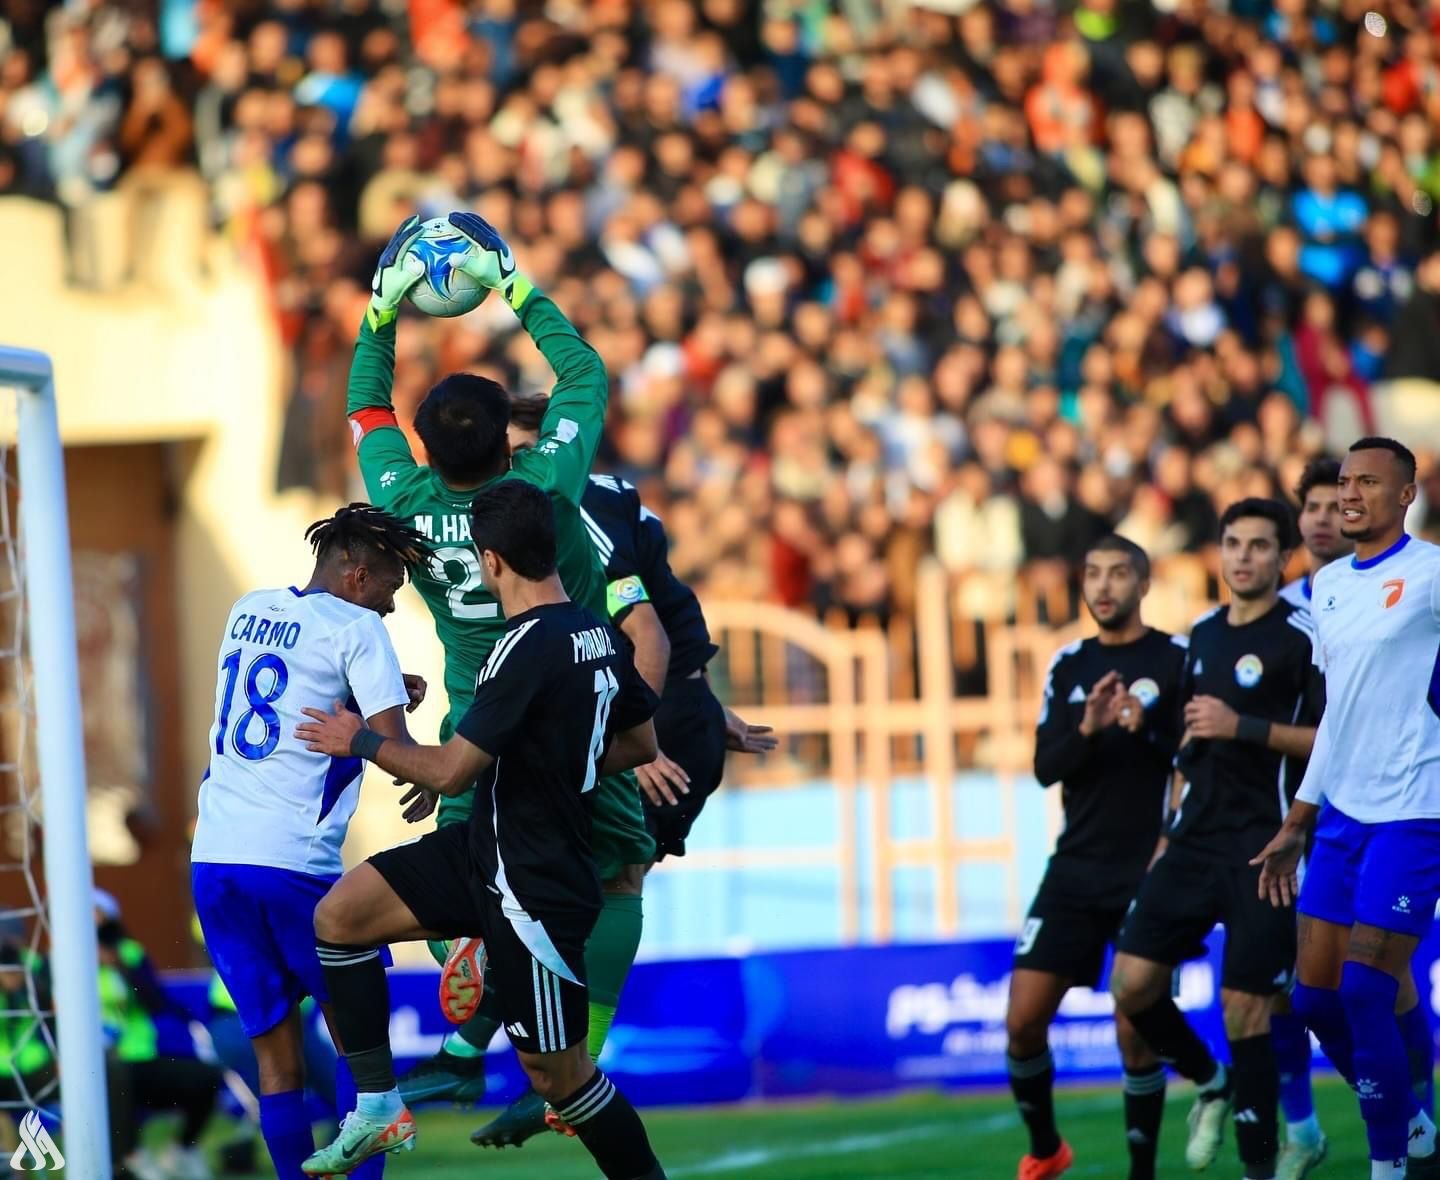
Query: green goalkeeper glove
[[446, 211, 535, 312], [366, 215, 425, 331]]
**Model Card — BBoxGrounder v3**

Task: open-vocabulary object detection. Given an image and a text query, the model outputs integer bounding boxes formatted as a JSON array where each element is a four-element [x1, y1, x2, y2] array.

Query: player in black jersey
[[1112, 498, 1322, 1180], [294, 481, 666, 1180], [422, 400, 776, 1149], [1006, 535, 1187, 1180], [509, 395, 775, 859]]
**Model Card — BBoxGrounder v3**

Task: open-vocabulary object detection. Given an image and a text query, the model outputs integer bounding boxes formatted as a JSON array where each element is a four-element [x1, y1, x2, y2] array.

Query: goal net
[[0, 347, 109, 1176]]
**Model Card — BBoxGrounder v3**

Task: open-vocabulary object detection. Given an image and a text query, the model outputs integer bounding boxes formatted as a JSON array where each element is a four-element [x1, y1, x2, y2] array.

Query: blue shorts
[[1297, 806, 1440, 938], [192, 862, 341, 1038]]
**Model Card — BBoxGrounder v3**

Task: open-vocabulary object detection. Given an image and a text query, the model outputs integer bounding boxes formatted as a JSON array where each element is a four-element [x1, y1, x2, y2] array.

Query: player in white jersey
[[1254, 438, 1440, 1180], [1272, 457, 1349, 1179], [192, 505, 432, 1180]]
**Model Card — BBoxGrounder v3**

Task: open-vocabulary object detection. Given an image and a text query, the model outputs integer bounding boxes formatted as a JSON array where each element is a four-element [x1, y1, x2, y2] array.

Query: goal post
[[3, 346, 110, 1178]]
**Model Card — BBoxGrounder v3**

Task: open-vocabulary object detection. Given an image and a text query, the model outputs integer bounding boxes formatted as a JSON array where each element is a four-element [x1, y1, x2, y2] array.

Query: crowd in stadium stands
[[4, 0, 1440, 626]]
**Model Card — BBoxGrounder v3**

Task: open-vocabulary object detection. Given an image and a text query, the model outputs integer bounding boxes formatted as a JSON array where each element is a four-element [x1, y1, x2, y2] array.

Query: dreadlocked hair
[[305, 503, 430, 575]]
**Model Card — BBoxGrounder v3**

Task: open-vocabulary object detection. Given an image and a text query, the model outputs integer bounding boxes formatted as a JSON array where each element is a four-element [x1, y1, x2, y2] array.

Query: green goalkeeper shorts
[[433, 716, 655, 877]]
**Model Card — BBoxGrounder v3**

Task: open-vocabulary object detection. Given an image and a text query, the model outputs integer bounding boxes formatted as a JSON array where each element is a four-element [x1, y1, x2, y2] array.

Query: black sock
[[1230, 1033, 1279, 1178], [553, 1070, 664, 1180], [316, 940, 394, 1092], [1008, 1050, 1061, 1158], [1123, 1066, 1166, 1180], [1127, 999, 1220, 1087]]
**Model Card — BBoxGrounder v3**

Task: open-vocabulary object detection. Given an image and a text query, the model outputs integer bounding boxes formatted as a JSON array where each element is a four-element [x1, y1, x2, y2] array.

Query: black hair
[[414, 373, 512, 484], [305, 503, 429, 574], [507, 392, 549, 434], [470, 481, 557, 580], [1086, 534, 1151, 580], [1349, 436, 1418, 482], [1218, 497, 1298, 550], [1294, 457, 1342, 506]]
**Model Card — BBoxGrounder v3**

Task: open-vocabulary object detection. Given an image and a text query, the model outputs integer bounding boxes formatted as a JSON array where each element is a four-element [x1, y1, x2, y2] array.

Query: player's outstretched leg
[[1004, 968, 1072, 1179], [302, 866, 422, 1175], [1116, 1013, 1165, 1180], [1111, 954, 1230, 1171]]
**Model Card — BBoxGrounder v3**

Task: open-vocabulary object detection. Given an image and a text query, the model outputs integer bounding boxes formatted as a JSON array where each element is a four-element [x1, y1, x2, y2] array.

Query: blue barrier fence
[[159, 925, 1440, 1108]]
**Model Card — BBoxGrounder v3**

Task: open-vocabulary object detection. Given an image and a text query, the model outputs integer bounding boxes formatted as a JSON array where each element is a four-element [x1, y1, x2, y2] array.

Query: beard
[[1093, 604, 1138, 631]]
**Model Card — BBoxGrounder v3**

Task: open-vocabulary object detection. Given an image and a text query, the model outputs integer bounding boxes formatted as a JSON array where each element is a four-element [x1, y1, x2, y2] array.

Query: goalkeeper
[[348, 213, 652, 1138]]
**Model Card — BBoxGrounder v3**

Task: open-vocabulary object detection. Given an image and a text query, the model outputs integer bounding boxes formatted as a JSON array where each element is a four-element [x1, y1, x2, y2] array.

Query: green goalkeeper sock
[[584, 892, 643, 1061], [587, 1003, 616, 1063]]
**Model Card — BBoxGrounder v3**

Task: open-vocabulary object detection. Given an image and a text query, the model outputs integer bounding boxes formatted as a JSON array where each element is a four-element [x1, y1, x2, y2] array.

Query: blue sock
[[1402, 1001, 1436, 1118], [258, 1090, 313, 1180], [335, 1057, 387, 1179], [1293, 981, 1356, 1083], [1273, 1009, 1315, 1123], [1342, 962, 1412, 1164]]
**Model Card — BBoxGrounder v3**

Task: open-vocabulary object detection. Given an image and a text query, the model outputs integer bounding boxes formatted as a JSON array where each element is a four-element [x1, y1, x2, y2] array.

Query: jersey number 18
[[216, 650, 289, 760]]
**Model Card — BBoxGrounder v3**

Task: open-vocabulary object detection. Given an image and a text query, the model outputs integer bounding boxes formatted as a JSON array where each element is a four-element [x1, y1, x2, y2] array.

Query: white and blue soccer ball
[[403, 217, 489, 318]]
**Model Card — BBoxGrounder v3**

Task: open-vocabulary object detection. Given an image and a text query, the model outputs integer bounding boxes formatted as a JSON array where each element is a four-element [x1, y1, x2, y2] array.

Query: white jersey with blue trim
[[1296, 535, 1440, 822], [191, 587, 409, 876], [1279, 575, 1312, 612]]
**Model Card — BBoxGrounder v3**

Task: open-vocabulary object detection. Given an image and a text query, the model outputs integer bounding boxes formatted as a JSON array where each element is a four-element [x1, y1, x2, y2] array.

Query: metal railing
[[692, 556, 1218, 942]]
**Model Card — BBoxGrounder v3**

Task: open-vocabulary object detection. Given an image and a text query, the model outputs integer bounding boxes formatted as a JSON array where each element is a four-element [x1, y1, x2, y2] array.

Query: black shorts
[[369, 825, 595, 1055], [647, 673, 728, 860], [1115, 841, 1297, 996], [1013, 857, 1144, 989]]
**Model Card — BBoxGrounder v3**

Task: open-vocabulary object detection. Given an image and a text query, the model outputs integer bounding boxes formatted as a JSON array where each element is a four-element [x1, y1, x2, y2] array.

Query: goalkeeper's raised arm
[[347, 215, 426, 505], [445, 211, 608, 507]]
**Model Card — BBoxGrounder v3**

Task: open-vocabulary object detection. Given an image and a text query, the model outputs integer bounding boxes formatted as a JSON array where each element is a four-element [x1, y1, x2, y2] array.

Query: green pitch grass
[[200, 1077, 1370, 1178]]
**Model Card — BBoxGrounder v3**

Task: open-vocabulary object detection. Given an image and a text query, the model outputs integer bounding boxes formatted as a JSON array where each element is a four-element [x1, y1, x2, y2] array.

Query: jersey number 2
[[582, 667, 620, 795], [216, 650, 289, 760], [433, 546, 499, 620]]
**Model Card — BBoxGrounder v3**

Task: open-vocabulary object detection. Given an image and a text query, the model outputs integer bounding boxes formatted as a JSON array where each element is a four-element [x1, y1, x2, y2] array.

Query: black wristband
[[350, 728, 385, 761], [1235, 715, 1270, 745]]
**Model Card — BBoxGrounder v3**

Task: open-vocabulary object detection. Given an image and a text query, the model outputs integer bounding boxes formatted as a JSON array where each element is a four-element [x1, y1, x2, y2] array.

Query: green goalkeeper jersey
[[346, 294, 610, 736]]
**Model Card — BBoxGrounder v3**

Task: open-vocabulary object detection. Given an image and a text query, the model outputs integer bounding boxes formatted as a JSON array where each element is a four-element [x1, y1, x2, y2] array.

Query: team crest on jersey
[[1383, 578, 1405, 608], [1129, 678, 1160, 709], [1234, 654, 1264, 688], [1321, 595, 1337, 611]]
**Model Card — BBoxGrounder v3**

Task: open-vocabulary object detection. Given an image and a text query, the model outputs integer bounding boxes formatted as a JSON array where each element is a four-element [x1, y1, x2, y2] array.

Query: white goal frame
[[0, 346, 109, 1178]]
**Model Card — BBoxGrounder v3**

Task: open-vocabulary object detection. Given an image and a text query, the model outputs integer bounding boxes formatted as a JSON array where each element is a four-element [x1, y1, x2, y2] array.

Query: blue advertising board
[[163, 929, 1440, 1106]]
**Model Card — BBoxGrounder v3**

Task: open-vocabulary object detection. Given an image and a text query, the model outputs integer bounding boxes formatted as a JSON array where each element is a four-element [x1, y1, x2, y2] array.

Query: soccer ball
[[403, 217, 490, 318]]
